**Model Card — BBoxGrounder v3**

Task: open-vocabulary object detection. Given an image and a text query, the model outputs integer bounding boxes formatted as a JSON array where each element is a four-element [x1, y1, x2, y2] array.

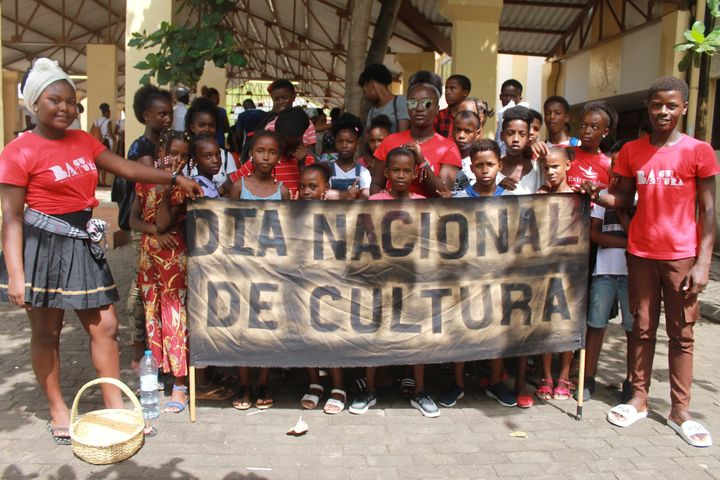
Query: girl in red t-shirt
[[0, 58, 201, 444], [131, 130, 192, 414]]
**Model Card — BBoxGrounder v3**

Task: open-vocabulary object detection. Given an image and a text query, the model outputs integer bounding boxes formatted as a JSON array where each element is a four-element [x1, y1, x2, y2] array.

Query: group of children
[[123, 71, 716, 447]]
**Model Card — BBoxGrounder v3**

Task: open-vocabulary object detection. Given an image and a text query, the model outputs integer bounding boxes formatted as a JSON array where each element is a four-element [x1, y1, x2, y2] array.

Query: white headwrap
[[22, 58, 75, 116]]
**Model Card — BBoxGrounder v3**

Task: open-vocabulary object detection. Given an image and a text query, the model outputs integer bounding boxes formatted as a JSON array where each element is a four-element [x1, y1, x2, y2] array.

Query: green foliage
[[128, 0, 246, 86], [675, 8, 720, 72]]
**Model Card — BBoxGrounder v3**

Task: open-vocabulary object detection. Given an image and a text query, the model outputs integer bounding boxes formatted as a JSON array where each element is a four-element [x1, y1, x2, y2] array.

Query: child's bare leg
[[490, 358, 504, 384], [255, 368, 273, 409], [413, 364, 425, 393], [366, 367, 377, 391], [454, 362, 465, 388], [586, 327, 607, 378], [515, 356, 528, 396]]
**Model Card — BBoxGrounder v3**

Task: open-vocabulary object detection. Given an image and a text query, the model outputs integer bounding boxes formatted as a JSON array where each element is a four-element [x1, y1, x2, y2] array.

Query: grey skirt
[[0, 210, 119, 310]]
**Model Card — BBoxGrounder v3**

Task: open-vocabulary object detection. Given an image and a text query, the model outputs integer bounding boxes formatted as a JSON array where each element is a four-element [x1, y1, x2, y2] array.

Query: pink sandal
[[535, 378, 553, 400], [553, 379, 572, 400]]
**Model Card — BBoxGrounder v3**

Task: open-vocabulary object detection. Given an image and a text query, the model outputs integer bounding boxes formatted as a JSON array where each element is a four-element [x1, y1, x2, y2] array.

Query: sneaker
[[486, 383, 517, 407], [574, 376, 596, 402], [410, 391, 440, 418], [349, 390, 377, 415], [438, 384, 465, 407]]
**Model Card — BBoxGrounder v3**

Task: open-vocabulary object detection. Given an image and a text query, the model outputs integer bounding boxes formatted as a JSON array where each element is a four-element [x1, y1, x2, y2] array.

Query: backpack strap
[[392, 96, 398, 125]]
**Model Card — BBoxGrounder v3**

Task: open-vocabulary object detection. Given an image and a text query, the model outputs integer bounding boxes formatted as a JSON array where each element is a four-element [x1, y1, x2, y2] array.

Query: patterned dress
[[136, 183, 188, 377]]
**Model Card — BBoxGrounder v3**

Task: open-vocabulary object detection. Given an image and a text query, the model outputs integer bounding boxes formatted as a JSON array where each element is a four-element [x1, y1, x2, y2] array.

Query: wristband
[[170, 172, 177, 186], [420, 160, 431, 170]]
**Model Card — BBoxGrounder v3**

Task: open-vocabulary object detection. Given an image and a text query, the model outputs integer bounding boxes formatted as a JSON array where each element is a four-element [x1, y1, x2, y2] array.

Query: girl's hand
[[292, 145, 308, 163], [530, 142, 550, 159], [7, 275, 29, 310], [435, 188, 452, 199], [176, 175, 204, 199], [156, 232, 179, 250], [498, 177, 518, 191], [576, 180, 600, 201], [345, 178, 361, 199], [403, 142, 425, 166], [290, 190, 300, 200]]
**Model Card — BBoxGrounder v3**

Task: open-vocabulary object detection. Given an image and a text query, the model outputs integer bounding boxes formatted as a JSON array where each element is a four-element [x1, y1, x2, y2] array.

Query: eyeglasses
[[407, 98, 434, 110]]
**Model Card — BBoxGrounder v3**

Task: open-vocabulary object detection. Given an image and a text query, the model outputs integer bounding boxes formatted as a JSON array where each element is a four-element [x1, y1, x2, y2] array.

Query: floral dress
[[136, 183, 188, 377]]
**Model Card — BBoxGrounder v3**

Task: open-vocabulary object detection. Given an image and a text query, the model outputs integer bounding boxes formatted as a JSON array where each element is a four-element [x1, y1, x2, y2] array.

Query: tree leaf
[[678, 51, 693, 71], [674, 42, 694, 52], [709, 0, 720, 17], [692, 21, 706, 36]]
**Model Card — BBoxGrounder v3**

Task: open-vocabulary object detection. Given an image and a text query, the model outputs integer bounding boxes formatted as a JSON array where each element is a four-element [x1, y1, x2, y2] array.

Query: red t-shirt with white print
[[0, 130, 105, 214], [567, 147, 611, 191], [614, 134, 720, 260], [373, 130, 462, 197]]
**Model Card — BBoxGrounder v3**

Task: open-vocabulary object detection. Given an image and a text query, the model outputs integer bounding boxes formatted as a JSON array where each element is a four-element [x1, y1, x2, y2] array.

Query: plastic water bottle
[[139, 350, 160, 419]]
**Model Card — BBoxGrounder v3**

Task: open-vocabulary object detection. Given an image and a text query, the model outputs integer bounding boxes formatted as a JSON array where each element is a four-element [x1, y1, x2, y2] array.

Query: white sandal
[[323, 389, 346, 415], [667, 419, 713, 448], [301, 384, 324, 410], [607, 404, 648, 427]]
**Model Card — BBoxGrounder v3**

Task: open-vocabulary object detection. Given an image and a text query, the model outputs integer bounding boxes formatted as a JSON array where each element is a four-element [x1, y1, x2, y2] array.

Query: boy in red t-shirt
[[581, 77, 718, 448]]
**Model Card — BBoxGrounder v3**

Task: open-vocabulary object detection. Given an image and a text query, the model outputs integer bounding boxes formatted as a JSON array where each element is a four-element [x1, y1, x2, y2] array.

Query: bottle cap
[[144, 350, 152, 356]]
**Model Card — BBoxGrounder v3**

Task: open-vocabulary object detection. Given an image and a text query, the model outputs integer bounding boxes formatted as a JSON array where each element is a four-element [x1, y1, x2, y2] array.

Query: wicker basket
[[70, 377, 145, 465]]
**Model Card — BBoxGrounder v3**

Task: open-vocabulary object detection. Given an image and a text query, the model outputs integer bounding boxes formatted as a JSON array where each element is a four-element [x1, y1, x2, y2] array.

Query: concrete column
[[125, 0, 173, 156], [86, 44, 117, 134], [197, 61, 227, 108], [3, 70, 21, 145], [659, 10, 690, 79], [396, 52, 436, 94], [440, 0, 502, 135]]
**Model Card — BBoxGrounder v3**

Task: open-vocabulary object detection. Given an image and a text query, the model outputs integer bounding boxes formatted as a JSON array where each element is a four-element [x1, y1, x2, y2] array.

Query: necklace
[[412, 133, 434, 145]]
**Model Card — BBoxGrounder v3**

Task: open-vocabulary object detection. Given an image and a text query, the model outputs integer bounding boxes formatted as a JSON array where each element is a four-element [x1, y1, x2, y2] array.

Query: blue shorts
[[587, 274, 633, 331]]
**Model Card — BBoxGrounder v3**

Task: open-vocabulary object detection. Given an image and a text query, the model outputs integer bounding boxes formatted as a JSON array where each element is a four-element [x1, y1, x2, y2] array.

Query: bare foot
[[669, 409, 711, 445], [608, 395, 648, 424]]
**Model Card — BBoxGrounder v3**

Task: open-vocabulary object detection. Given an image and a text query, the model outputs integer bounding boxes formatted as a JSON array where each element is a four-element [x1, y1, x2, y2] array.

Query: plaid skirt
[[0, 210, 119, 310]]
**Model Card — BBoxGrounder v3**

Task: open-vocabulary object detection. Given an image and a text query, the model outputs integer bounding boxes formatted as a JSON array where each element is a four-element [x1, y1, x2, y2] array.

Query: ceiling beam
[[503, 0, 588, 8], [500, 26, 564, 35], [397, 0, 451, 55]]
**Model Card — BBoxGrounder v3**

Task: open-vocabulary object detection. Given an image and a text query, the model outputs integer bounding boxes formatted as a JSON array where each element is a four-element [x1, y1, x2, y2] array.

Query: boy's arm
[[589, 217, 627, 249], [683, 176, 717, 295], [579, 176, 636, 209]]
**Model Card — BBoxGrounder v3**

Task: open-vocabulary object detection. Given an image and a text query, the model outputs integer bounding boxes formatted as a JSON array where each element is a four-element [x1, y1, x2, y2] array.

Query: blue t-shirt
[[453, 185, 505, 198]]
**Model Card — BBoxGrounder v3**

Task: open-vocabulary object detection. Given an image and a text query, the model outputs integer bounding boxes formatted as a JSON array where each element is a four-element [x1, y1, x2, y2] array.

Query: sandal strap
[[308, 383, 324, 393], [329, 388, 346, 400], [173, 385, 189, 392]]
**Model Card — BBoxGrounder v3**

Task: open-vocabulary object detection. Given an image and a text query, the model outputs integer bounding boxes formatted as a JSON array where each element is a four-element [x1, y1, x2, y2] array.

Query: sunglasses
[[407, 98, 434, 110]]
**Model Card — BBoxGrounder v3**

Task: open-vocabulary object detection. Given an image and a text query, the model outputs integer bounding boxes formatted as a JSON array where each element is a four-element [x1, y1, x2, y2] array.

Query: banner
[[186, 195, 590, 368]]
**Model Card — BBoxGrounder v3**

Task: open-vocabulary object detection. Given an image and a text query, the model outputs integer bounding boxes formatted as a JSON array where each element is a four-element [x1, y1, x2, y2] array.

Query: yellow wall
[[86, 44, 118, 132], [197, 61, 227, 108], [2, 70, 20, 145], [124, 0, 173, 156], [396, 52, 436, 94], [440, 0, 503, 135]]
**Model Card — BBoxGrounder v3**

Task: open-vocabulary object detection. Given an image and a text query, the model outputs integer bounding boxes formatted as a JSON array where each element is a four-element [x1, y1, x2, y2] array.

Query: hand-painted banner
[[186, 195, 590, 368]]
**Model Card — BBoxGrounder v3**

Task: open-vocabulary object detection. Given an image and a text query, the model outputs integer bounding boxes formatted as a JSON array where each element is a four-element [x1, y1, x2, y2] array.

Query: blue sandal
[[164, 385, 189, 414]]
